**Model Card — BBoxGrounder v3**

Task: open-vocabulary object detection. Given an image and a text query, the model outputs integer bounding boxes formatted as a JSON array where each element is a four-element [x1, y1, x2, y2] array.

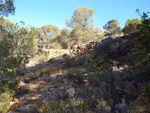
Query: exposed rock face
[[132, 94, 150, 113], [18, 104, 38, 113], [70, 41, 97, 56]]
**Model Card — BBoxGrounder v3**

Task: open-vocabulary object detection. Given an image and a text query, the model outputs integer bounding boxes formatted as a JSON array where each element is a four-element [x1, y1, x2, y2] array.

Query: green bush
[[76, 55, 86, 66], [139, 83, 150, 95], [137, 19, 150, 53], [64, 57, 75, 67], [95, 98, 107, 111], [76, 72, 84, 84], [122, 19, 142, 35], [65, 71, 73, 80], [41, 98, 87, 113], [0, 92, 14, 113], [39, 71, 44, 77], [48, 58, 56, 64]]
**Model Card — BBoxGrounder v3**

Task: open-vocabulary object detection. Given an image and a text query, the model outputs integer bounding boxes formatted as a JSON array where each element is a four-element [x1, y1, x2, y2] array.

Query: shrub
[[135, 10, 150, 53], [76, 55, 86, 65], [94, 37, 116, 56], [48, 58, 56, 64], [76, 72, 84, 84], [137, 19, 150, 53], [95, 98, 107, 111], [122, 19, 142, 35], [31, 54, 50, 65], [140, 85, 150, 95], [0, 92, 14, 113], [39, 71, 44, 77], [40, 98, 87, 113], [64, 57, 75, 67], [65, 70, 73, 80]]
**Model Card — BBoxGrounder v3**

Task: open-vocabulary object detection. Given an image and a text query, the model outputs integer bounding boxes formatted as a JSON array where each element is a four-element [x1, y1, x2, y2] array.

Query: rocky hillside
[[7, 33, 150, 113]]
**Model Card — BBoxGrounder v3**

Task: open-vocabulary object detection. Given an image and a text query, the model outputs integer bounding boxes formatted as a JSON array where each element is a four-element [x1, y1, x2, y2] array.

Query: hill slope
[[8, 33, 150, 113]]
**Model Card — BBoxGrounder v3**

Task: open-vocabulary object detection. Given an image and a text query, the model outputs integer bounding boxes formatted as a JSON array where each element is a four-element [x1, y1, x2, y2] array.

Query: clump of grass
[[48, 58, 56, 64], [0, 92, 13, 113], [64, 57, 75, 67], [65, 70, 73, 80], [39, 71, 44, 77], [76, 55, 86, 65], [40, 98, 87, 113], [95, 98, 107, 111], [45, 70, 50, 75], [76, 72, 84, 84], [88, 64, 100, 74], [139, 83, 150, 95]]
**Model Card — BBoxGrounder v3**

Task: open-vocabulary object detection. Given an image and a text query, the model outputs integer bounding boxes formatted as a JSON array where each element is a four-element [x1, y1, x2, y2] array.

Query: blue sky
[[6, 0, 150, 29]]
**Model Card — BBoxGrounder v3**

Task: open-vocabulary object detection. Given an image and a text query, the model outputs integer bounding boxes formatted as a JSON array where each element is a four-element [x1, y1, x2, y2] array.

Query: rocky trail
[[8, 61, 88, 113]]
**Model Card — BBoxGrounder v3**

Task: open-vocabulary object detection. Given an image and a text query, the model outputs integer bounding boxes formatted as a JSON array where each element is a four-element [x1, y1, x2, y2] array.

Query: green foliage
[[0, 18, 38, 112], [34, 24, 62, 49], [64, 57, 75, 68], [0, 21, 38, 74], [34, 54, 50, 64], [0, 92, 13, 113], [122, 19, 142, 35], [41, 24, 61, 38], [45, 70, 50, 75], [66, 7, 95, 42], [41, 98, 87, 113], [76, 55, 86, 65], [139, 83, 150, 95], [134, 10, 150, 53], [88, 63, 100, 74], [65, 70, 73, 80], [76, 72, 84, 84], [48, 58, 56, 64], [40, 71, 44, 77], [0, 0, 15, 16], [0, 80, 17, 113], [137, 19, 150, 53], [103, 19, 121, 35], [61, 27, 71, 37], [94, 37, 116, 57], [95, 98, 107, 111], [39, 68, 51, 77], [66, 7, 95, 30]]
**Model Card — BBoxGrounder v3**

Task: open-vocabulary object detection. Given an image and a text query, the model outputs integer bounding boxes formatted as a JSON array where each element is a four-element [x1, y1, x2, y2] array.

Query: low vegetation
[[0, 1, 150, 112]]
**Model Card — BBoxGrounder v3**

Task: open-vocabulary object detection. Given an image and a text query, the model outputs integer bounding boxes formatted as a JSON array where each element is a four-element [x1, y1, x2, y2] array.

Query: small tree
[[136, 10, 150, 53], [0, 20, 38, 78], [103, 19, 121, 35], [66, 7, 95, 44]]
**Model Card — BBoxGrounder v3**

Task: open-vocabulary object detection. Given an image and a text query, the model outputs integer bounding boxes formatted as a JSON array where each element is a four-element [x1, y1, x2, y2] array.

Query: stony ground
[[8, 61, 88, 113], [8, 36, 150, 113]]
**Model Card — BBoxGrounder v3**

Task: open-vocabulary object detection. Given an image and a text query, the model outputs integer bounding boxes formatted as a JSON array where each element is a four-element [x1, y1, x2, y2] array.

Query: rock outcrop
[[70, 41, 97, 56]]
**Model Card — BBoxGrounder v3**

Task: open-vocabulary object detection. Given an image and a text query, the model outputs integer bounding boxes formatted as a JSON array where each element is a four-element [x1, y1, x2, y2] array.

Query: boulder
[[115, 103, 131, 112], [66, 87, 75, 98], [18, 104, 38, 113]]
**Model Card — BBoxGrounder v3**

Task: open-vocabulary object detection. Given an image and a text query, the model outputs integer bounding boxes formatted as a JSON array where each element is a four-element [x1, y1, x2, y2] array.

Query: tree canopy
[[0, 0, 15, 16], [122, 19, 142, 35], [66, 7, 95, 40], [103, 19, 121, 35]]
